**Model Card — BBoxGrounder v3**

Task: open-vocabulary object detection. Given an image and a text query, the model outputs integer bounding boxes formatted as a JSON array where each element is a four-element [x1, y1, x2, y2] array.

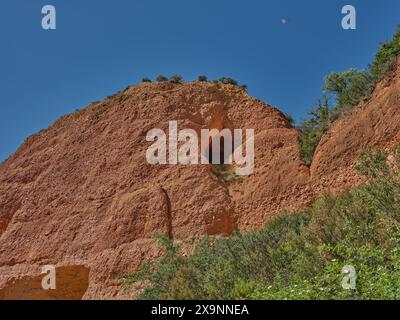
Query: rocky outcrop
[[311, 57, 400, 193], [1, 58, 399, 299], [0, 82, 310, 299]]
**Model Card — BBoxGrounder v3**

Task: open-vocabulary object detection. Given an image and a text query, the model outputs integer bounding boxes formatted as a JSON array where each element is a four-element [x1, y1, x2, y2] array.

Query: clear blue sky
[[1, 0, 399, 161]]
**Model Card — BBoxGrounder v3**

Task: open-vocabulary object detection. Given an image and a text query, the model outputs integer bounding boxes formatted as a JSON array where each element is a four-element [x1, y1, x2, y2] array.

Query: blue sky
[[1, 0, 399, 161]]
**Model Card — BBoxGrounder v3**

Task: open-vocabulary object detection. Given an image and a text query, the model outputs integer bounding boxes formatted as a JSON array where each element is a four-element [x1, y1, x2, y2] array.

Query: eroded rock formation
[[1, 60, 399, 299]]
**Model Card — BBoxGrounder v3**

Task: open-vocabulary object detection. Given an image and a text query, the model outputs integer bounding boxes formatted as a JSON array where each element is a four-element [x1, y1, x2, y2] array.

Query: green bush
[[324, 69, 373, 121], [219, 77, 238, 85], [169, 75, 183, 84], [198, 75, 208, 82], [298, 96, 330, 166], [123, 148, 400, 300], [156, 75, 168, 82], [211, 164, 243, 183], [142, 77, 152, 83], [370, 25, 400, 83]]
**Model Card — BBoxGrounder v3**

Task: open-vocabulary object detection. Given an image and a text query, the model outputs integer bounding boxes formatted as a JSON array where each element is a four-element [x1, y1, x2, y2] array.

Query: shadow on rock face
[[0, 265, 90, 300]]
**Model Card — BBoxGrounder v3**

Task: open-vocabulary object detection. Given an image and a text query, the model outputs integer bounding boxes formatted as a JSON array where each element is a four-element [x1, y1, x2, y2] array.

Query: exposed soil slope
[[311, 58, 400, 193]]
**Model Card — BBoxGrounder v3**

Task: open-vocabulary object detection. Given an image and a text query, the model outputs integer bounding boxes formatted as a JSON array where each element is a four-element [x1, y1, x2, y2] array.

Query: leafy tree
[[370, 25, 400, 82], [198, 75, 208, 82], [298, 95, 331, 166], [324, 69, 372, 121], [169, 74, 183, 84], [219, 77, 238, 85], [156, 75, 168, 82]]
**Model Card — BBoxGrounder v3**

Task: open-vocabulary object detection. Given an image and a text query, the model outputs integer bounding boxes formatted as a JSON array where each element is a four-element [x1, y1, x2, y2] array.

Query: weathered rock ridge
[[1, 61, 399, 299]]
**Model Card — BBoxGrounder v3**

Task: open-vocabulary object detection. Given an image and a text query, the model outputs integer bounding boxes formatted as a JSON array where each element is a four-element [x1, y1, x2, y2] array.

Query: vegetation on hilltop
[[120, 27, 400, 301], [140, 27, 400, 167], [169, 74, 183, 84], [198, 75, 208, 82], [156, 75, 169, 82], [140, 74, 247, 89]]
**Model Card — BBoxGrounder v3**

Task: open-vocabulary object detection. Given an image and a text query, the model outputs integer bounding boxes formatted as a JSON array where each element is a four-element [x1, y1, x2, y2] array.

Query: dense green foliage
[[124, 149, 400, 300], [370, 27, 400, 82], [198, 75, 208, 82], [218, 77, 238, 85], [156, 75, 168, 82], [324, 69, 372, 121], [142, 75, 247, 88], [169, 74, 183, 84], [298, 26, 400, 165], [298, 96, 330, 165], [141, 77, 152, 83]]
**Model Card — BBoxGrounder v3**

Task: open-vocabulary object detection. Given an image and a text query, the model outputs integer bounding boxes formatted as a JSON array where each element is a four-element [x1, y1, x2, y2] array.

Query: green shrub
[[219, 77, 238, 85], [198, 75, 208, 82], [370, 25, 400, 83], [169, 74, 183, 84], [142, 77, 152, 83], [211, 164, 243, 183], [298, 96, 330, 166], [324, 69, 373, 121], [122, 234, 185, 300], [156, 75, 168, 82]]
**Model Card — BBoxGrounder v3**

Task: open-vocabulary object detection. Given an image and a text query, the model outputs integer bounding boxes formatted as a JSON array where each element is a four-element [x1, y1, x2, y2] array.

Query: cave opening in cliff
[[206, 128, 234, 166]]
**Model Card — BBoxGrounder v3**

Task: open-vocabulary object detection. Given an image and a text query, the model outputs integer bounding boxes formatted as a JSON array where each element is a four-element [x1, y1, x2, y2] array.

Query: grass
[[211, 164, 244, 183]]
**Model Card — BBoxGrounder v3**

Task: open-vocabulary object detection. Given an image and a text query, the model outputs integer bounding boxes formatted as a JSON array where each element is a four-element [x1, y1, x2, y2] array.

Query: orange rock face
[[1, 61, 400, 299], [311, 58, 400, 193]]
